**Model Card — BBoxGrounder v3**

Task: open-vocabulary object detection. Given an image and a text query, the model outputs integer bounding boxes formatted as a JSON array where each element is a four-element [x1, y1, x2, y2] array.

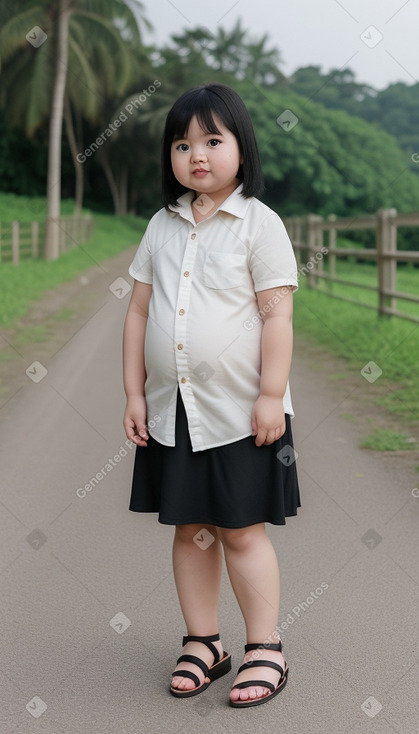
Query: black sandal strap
[[231, 679, 275, 693], [245, 641, 282, 653], [171, 669, 200, 687], [237, 659, 284, 676], [175, 654, 209, 678], [182, 633, 221, 664]]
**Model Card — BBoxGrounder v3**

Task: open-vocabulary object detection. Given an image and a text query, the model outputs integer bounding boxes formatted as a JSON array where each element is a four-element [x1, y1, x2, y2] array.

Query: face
[[170, 114, 243, 207]]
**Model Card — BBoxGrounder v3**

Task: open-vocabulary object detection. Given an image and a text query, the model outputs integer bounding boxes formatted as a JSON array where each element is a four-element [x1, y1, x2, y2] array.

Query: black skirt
[[129, 391, 300, 528]]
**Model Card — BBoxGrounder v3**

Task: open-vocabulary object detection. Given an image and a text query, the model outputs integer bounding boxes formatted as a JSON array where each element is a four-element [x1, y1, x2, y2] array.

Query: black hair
[[161, 83, 264, 207]]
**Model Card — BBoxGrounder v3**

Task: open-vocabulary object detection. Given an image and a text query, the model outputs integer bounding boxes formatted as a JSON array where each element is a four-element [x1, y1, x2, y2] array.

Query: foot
[[229, 646, 286, 703], [171, 637, 225, 692]]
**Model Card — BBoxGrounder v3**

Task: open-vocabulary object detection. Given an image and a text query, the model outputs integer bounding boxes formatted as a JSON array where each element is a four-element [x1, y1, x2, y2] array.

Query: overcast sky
[[140, 0, 419, 90]]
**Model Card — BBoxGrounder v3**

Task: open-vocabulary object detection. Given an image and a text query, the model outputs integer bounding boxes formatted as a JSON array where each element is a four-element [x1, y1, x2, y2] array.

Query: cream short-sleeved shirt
[[128, 184, 299, 452]]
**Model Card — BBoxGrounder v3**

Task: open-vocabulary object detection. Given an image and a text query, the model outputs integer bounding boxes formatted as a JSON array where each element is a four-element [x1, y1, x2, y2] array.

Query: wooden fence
[[283, 208, 419, 324], [0, 215, 94, 263]]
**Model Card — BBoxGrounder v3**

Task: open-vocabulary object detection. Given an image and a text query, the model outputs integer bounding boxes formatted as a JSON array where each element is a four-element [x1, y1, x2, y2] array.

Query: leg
[[171, 523, 225, 691], [217, 523, 286, 703]]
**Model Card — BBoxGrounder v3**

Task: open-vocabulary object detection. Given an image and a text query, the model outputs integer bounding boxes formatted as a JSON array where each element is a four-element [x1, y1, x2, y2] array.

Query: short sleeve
[[248, 213, 298, 293], [128, 225, 153, 284]]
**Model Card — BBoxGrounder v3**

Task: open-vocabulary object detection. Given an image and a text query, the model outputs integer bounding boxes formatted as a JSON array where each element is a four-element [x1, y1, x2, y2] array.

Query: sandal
[[229, 640, 288, 708], [169, 633, 232, 698]]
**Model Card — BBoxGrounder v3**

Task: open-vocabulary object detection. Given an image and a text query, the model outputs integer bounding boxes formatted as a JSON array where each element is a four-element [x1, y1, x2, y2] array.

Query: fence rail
[[283, 208, 419, 324], [0, 215, 94, 263]]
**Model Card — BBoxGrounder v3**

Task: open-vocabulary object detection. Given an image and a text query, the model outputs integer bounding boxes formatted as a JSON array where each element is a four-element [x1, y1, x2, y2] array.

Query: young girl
[[123, 83, 300, 708]]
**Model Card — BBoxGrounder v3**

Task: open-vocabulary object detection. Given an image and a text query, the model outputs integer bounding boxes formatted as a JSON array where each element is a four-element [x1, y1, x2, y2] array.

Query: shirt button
[[191, 233, 197, 240], [179, 308, 185, 315], [177, 343, 184, 350], [181, 377, 187, 383], [184, 271, 190, 277]]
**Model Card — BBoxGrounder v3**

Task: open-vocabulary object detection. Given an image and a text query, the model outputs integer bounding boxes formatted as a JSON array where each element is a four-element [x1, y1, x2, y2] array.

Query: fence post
[[31, 221, 39, 258], [306, 214, 323, 288], [12, 221, 19, 264], [377, 208, 397, 316], [327, 214, 336, 294]]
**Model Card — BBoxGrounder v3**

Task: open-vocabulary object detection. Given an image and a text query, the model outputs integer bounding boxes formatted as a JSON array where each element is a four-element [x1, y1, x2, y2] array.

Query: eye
[[208, 139, 221, 147], [176, 143, 189, 152]]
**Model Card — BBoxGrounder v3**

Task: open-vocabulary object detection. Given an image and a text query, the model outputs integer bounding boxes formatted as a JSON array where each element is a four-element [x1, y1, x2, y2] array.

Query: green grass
[[317, 256, 419, 318], [294, 275, 419, 426], [0, 193, 147, 329], [0, 192, 76, 222], [360, 429, 416, 451]]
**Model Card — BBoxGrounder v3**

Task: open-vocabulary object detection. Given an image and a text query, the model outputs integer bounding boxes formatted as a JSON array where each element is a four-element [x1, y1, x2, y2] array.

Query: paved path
[[0, 248, 418, 734]]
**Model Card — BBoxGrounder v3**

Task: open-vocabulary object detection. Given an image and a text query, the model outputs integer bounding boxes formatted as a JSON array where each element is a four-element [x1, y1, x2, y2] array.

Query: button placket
[[174, 229, 198, 389]]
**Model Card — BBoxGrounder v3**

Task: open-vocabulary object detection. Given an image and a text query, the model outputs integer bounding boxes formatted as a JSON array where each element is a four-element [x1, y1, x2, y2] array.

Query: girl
[[122, 83, 300, 708]]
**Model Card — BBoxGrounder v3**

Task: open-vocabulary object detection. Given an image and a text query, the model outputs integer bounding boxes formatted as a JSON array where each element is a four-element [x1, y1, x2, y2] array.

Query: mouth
[[192, 168, 209, 175]]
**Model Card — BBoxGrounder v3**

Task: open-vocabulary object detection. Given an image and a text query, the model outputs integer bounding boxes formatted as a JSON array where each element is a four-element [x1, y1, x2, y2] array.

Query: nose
[[191, 146, 207, 163]]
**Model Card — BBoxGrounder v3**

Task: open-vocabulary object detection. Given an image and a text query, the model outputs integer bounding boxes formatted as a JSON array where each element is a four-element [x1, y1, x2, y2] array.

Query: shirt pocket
[[202, 252, 248, 289]]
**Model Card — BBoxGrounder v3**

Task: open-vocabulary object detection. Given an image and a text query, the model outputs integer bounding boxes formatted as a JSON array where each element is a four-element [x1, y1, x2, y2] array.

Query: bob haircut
[[161, 84, 264, 207]]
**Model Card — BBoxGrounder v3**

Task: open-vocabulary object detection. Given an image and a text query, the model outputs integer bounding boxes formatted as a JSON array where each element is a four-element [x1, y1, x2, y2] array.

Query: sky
[[139, 0, 419, 90]]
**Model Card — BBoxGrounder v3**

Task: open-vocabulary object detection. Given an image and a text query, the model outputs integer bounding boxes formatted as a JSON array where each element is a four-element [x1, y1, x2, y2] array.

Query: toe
[[171, 676, 194, 691]]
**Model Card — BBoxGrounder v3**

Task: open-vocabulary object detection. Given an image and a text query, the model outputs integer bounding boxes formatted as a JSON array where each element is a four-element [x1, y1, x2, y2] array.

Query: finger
[[264, 429, 277, 445], [255, 428, 267, 447]]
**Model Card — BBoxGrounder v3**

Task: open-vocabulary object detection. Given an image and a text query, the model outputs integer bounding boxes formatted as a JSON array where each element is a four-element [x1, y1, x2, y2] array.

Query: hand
[[123, 395, 149, 447], [251, 395, 286, 447]]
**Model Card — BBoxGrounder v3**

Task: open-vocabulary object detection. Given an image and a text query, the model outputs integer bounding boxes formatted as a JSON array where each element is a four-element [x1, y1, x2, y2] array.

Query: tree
[[0, 0, 150, 258]]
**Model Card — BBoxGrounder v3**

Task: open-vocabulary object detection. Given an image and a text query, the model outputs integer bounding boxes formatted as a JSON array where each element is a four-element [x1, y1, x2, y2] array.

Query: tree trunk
[[45, 0, 72, 260], [64, 94, 84, 213], [100, 148, 122, 214], [118, 165, 128, 216]]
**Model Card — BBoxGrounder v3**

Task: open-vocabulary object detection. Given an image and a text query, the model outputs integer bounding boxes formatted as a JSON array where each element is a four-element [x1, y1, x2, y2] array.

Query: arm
[[122, 280, 152, 447], [251, 286, 294, 447]]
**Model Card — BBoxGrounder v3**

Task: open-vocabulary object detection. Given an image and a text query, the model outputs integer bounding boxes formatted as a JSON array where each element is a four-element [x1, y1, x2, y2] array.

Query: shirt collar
[[169, 183, 252, 223]]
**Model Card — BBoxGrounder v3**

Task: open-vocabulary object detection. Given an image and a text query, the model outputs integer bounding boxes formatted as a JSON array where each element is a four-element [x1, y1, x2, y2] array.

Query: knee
[[216, 524, 264, 553]]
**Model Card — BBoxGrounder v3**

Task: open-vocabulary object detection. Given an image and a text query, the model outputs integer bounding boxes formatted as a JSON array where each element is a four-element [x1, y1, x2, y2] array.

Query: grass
[[360, 429, 416, 451], [317, 256, 419, 318], [293, 274, 419, 430], [0, 193, 147, 329]]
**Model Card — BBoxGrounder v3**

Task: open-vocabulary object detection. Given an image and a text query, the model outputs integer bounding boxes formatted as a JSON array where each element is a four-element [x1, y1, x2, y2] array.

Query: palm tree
[[0, 0, 150, 259]]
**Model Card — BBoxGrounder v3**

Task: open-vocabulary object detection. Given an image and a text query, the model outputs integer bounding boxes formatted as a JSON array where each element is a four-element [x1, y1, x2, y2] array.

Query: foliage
[[1, 8, 419, 219], [287, 66, 419, 166]]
